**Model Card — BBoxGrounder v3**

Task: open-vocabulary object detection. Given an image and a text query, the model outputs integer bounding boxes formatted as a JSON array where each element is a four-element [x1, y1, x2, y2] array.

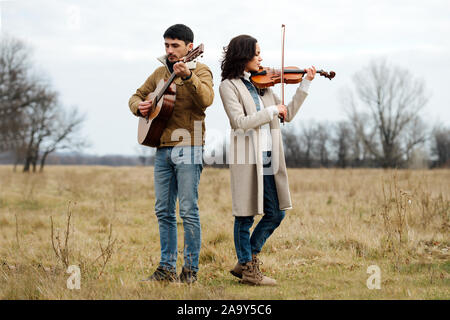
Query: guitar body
[[137, 79, 176, 147]]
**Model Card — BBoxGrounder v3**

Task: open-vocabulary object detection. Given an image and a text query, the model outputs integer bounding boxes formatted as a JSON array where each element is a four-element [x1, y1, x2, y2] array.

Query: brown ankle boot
[[241, 258, 277, 286], [230, 262, 243, 279], [230, 254, 264, 279]]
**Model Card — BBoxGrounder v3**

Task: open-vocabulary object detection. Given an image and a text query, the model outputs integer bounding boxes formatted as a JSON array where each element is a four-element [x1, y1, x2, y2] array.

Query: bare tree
[[347, 113, 376, 167], [333, 121, 352, 168], [282, 128, 302, 167], [0, 37, 37, 152], [1, 36, 87, 172], [19, 84, 85, 172], [345, 59, 428, 168], [21, 84, 58, 172], [38, 107, 87, 172], [314, 122, 330, 167], [299, 122, 317, 167], [404, 117, 428, 165], [431, 124, 450, 167]]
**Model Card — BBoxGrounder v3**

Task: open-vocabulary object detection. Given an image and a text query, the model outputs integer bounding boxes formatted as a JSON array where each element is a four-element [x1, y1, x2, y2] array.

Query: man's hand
[[305, 66, 316, 81], [138, 100, 153, 117], [173, 61, 192, 79]]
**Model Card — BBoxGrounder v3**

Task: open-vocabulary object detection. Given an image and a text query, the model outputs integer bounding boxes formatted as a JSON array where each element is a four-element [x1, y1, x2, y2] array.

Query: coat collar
[[229, 77, 258, 116], [157, 55, 197, 72]]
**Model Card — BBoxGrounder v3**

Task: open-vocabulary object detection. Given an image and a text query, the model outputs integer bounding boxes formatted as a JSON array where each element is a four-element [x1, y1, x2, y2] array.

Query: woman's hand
[[277, 104, 287, 121], [305, 66, 316, 81]]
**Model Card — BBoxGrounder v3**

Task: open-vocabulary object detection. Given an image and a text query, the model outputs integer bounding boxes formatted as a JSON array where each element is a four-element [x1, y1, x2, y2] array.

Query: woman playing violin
[[219, 34, 316, 286]]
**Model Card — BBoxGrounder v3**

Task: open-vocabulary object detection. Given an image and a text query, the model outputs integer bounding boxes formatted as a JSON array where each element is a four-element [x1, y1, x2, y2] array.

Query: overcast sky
[[1, 0, 449, 155]]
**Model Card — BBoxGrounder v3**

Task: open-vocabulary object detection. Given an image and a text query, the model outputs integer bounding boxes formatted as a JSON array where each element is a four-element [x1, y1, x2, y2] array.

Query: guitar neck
[[156, 72, 177, 102]]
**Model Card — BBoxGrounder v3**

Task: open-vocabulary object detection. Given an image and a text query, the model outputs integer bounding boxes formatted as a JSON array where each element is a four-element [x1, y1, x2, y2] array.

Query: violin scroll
[[318, 70, 336, 80]]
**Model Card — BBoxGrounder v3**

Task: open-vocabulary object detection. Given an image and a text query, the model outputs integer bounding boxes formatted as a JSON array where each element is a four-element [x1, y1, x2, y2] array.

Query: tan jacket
[[219, 78, 307, 216], [129, 56, 214, 147]]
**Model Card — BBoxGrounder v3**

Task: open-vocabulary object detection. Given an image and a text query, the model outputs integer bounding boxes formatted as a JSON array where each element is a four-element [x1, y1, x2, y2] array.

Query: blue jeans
[[154, 146, 203, 272], [234, 174, 286, 264]]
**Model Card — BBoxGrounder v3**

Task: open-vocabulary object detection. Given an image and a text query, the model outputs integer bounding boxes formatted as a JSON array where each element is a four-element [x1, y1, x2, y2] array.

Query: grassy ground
[[0, 166, 448, 299]]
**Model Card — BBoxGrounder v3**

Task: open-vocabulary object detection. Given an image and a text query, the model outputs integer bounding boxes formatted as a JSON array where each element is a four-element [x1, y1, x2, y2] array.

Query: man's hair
[[221, 35, 257, 81], [163, 24, 194, 45]]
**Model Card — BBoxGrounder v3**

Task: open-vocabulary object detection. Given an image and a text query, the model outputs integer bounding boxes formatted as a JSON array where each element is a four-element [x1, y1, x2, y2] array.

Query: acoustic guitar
[[137, 44, 204, 147]]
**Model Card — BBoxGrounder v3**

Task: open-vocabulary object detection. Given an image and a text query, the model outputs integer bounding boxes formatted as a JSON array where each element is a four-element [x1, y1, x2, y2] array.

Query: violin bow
[[280, 24, 285, 124]]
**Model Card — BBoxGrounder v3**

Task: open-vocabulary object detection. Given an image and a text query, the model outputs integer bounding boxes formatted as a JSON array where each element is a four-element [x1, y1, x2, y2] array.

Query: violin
[[250, 66, 336, 89], [259, 24, 336, 124]]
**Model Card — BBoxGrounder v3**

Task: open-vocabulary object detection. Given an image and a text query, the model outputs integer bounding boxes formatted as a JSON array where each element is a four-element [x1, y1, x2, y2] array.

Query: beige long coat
[[219, 78, 307, 217]]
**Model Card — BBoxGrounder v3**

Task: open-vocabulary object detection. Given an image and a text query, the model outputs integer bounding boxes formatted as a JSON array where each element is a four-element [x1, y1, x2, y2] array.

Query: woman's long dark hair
[[221, 35, 257, 81]]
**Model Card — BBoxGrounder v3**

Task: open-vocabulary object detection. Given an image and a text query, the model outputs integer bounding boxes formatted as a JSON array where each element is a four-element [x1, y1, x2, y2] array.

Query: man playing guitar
[[129, 24, 214, 284]]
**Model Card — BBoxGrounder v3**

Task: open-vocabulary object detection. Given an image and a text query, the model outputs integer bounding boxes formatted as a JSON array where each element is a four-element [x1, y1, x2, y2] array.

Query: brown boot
[[252, 254, 277, 285], [230, 254, 263, 279], [230, 262, 243, 279], [241, 257, 277, 286]]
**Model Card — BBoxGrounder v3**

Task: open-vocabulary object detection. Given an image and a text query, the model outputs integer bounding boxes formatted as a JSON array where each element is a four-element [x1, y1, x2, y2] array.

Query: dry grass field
[[0, 165, 448, 299]]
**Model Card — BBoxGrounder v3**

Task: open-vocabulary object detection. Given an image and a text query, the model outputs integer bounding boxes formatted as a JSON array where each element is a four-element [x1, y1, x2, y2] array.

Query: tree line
[[282, 59, 449, 169], [1, 37, 448, 170], [281, 120, 449, 169], [207, 60, 449, 169]]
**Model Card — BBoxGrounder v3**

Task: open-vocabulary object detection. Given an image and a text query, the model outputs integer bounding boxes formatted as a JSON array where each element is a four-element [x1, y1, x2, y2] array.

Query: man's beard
[[166, 57, 175, 73]]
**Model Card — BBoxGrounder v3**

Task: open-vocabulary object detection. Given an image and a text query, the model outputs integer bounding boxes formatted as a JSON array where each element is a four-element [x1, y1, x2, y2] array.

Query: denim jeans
[[234, 174, 286, 264], [154, 146, 203, 272]]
